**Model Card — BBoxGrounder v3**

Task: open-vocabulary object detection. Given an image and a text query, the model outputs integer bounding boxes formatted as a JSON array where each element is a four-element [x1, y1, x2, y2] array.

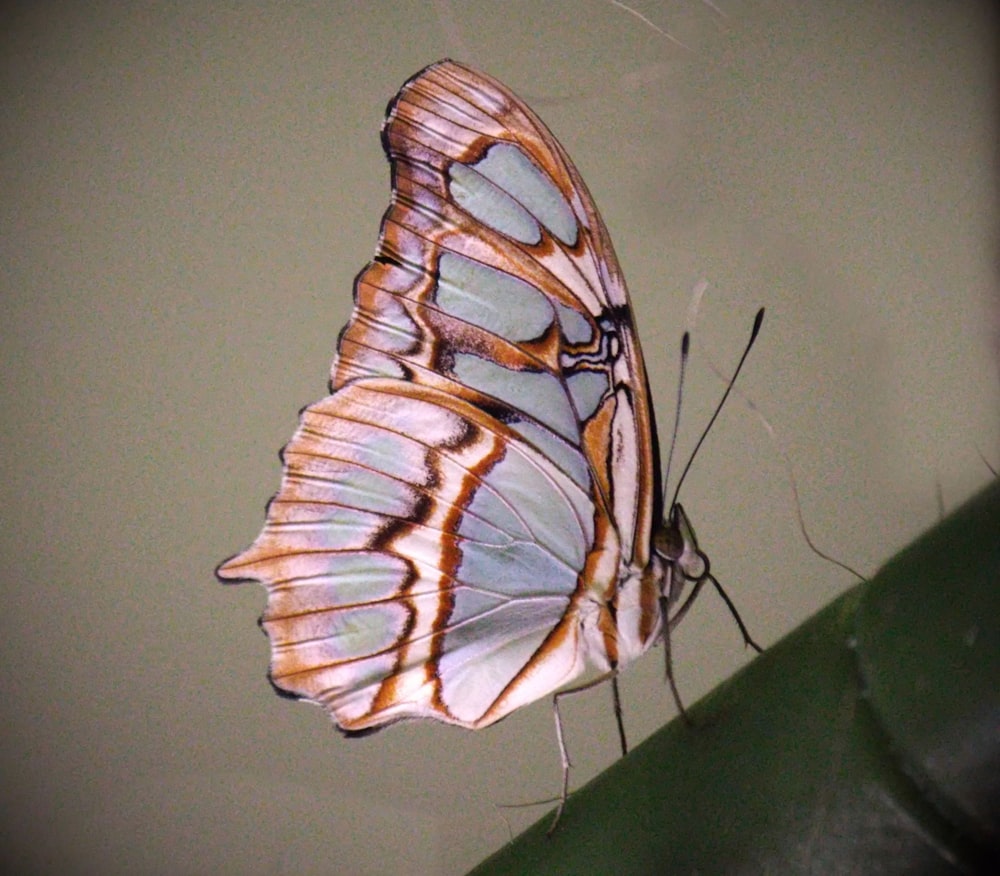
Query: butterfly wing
[[217, 60, 662, 731]]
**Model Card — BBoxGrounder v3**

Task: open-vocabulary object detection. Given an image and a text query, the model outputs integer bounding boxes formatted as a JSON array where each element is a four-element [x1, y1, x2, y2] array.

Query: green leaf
[[468, 479, 1000, 875]]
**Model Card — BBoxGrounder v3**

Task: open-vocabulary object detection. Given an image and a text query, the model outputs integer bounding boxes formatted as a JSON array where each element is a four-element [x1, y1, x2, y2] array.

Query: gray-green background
[[3, 2, 996, 873]]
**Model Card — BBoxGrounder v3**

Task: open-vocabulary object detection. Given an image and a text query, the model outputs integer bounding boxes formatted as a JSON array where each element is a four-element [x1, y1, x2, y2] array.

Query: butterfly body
[[218, 60, 715, 737]]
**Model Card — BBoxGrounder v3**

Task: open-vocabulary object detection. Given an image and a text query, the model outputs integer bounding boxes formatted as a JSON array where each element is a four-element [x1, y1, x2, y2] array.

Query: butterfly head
[[652, 503, 709, 608]]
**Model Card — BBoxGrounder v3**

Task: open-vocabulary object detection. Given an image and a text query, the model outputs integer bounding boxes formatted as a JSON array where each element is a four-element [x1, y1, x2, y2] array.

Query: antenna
[[661, 331, 690, 501], [669, 308, 764, 509]]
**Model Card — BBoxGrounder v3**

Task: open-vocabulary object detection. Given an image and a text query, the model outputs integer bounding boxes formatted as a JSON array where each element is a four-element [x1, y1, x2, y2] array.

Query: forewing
[[217, 60, 660, 730]]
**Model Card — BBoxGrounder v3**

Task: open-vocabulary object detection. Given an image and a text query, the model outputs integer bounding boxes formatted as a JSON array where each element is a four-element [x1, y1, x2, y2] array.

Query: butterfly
[[217, 59, 761, 826]]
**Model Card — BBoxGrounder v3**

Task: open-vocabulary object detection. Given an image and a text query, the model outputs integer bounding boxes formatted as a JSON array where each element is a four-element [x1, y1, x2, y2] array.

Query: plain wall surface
[[2, 2, 996, 874]]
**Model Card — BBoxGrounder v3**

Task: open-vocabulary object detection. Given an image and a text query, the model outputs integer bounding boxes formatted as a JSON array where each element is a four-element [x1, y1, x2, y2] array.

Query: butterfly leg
[[611, 674, 628, 757], [660, 590, 697, 725], [661, 571, 763, 728], [548, 669, 620, 836], [707, 574, 763, 653]]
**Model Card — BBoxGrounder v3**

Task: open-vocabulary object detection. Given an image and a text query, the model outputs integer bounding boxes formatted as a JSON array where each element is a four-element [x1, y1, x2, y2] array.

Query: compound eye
[[653, 524, 683, 562]]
